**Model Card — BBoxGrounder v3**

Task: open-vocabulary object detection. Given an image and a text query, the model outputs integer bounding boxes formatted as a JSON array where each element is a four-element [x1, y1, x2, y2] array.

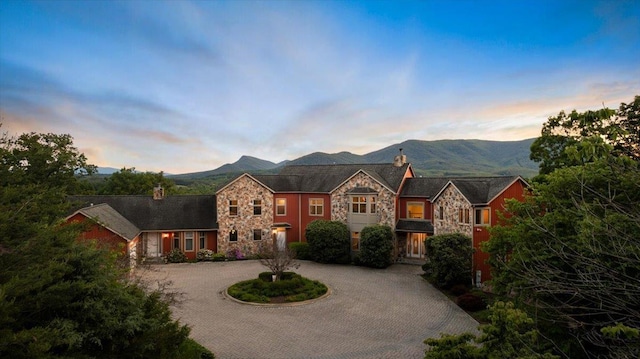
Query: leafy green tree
[[424, 302, 558, 359], [423, 233, 473, 288], [99, 167, 175, 195], [358, 224, 394, 268], [305, 220, 350, 264], [530, 95, 640, 174]]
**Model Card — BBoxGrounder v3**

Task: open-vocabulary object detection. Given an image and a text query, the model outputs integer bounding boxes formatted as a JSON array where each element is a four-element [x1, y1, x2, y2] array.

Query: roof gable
[[431, 176, 526, 205], [69, 203, 140, 241]]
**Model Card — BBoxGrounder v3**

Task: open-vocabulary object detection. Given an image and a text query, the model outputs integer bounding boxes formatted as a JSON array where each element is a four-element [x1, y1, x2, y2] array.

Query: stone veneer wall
[[330, 172, 396, 227], [433, 185, 473, 237], [216, 175, 274, 256]]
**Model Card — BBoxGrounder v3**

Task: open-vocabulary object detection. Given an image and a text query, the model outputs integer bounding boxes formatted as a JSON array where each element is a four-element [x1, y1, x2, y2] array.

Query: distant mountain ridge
[[169, 138, 539, 179]]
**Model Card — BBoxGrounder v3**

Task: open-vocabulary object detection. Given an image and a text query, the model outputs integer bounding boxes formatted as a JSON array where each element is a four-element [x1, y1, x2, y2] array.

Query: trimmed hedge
[[305, 220, 350, 264], [289, 242, 311, 260], [423, 233, 473, 288], [359, 224, 394, 268], [227, 273, 328, 303]]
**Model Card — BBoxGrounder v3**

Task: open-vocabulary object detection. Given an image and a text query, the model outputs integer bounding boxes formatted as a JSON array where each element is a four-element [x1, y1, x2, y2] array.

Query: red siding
[[300, 193, 331, 242], [398, 197, 432, 220], [274, 194, 301, 244], [473, 180, 528, 282], [67, 213, 128, 254]]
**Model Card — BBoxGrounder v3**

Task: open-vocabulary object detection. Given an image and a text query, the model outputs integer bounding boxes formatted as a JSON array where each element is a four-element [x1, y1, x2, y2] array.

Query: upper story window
[[253, 199, 262, 215], [351, 196, 367, 213], [310, 198, 324, 216], [475, 208, 490, 225], [229, 200, 238, 216], [438, 206, 444, 220], [458, 208, 470, 224], [407, 202, 424, 219], [370, 196, 376, 213], [276, 198, 286, 216]]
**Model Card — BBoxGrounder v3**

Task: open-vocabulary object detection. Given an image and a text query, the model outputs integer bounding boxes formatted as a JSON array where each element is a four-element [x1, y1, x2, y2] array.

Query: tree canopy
[[99, 167, 176, 195]]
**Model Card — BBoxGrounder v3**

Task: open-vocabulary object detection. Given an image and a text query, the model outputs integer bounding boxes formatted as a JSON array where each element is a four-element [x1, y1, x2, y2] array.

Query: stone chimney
[[393, 148, 407, 167], [153, 184, 165, 200]]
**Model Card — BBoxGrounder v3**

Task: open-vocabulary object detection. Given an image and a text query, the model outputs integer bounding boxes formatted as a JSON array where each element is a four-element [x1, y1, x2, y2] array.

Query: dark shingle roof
[[252, 175, 301, 192], [69, 195, 217, 231], [74, 203, 140, 241], [400, 177, 451, 198], [277, 163, 410, 193], [396, 219, 434, 234]]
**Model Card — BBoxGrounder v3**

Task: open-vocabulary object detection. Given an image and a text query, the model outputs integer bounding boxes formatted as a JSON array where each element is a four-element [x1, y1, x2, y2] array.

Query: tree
[[258, 238, 300, 281], [484, 155, 640, 358], [99, 167, 175, 195], [358, 224, 394, 268], [530, 95, 640, 175], [305, 220, 351, 264], [424, 302, 558, 359], [423, 233, 473, 288]]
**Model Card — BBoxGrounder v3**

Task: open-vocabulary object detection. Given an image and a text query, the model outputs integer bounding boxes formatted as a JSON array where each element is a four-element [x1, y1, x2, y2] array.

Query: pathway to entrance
[[145, 260, 479, 359]]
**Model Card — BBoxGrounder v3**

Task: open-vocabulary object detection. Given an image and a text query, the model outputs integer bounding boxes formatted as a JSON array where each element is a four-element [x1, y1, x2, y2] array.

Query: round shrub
[[227, 273, 328, 304], [166, 248, 187, 263], [305, 220, 350, 264], [289, 242, 311, 260], [359, 224, 394, 268], [456, 293, 487, 312], [424, 233, 473, 288]]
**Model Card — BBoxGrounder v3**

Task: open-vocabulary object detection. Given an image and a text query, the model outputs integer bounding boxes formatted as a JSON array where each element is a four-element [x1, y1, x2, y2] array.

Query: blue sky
[[1, 0, 638, 174]]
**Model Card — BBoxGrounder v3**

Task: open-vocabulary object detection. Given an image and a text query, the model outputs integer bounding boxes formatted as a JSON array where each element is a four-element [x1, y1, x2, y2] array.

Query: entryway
[[406, 233, 426, 258]]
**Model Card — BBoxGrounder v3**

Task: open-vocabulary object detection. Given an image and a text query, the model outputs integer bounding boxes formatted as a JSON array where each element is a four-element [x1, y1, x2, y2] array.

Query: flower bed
[[227, 272, 327, 304]]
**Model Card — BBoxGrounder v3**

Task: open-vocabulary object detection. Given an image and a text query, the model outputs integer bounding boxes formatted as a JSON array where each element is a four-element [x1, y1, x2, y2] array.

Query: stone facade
[[216, 175, 274, 256], [330, 172, 397, 228], [433, 185, 473, 237]]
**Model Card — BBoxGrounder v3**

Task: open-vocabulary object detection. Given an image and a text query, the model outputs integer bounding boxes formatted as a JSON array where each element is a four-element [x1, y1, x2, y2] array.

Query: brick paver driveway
[[145, 260, 479, 359]]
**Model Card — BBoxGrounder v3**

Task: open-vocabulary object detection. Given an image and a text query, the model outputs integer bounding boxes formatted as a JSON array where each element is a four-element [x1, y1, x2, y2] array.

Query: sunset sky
[[1, 0, 639, 174]]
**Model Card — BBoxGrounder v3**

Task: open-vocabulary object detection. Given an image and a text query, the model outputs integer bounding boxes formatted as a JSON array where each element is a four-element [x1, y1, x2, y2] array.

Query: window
[[438, 206, 444, 220], [310, 198, 324, 216], [229, 200, 238, 216], [253, 199, 262, 215], [199, 232, 206, 249], [370, 196, 376, 213], [458, 208, 470, 224], [172, 232, 180, 249], [475, 208, 490, 225], [351, 196, 367, 213], [185, 231, 194, 251], [253, 229, 262, 241], [276, 198, 286, 216], [229, 229, 238, 242], [351, 232, 360, 251], [407, 202, 424, 219]]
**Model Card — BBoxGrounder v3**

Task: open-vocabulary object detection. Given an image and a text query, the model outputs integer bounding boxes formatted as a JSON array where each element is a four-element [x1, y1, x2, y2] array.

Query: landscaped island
[[227, 272, 328, 304]]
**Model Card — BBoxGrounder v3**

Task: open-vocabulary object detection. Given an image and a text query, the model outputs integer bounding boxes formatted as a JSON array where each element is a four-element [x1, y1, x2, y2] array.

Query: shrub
[[289, 242, 311, 260], [227, 273, 327, 303], [259, 271, 296, 282], [166, 248, 187, 263], [212, 253, 226, 261], [197, 249, 214, 261], [177, 338, 216, 359], [305, 220, 350, 264], [225, 248, 244, 260], [359, 224, 394, 268], [423, 233, 473, 288], [456, 293, 486, 312]]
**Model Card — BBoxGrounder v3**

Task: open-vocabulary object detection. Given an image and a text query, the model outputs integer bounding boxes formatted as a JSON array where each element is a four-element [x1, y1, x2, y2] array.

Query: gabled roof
[[431, 176, 527, 205], [277, 163, 411, 193], [68, 195, 218, 231], [69, 203, 140, 241]]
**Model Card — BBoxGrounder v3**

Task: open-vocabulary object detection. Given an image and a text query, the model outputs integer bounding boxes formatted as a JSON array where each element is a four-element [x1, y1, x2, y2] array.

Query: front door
[[407, 233, 426, 258], [276, 230, 286, 251]]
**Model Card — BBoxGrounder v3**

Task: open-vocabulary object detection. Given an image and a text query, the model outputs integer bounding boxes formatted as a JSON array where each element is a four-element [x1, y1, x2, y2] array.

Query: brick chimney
[[393, 148, 407, 167]]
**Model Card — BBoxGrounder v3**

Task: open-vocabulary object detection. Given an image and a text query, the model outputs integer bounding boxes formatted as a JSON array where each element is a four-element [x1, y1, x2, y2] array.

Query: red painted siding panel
[[274, 194, 301, 244], [68, 213, 128, 254]]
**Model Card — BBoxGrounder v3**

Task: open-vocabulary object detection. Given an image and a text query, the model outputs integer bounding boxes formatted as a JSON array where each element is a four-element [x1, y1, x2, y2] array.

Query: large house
[[68, 153, 528, 284]]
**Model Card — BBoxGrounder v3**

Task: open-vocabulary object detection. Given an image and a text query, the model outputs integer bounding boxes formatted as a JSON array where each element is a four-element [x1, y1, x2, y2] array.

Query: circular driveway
[[146, 261, 479, 359]]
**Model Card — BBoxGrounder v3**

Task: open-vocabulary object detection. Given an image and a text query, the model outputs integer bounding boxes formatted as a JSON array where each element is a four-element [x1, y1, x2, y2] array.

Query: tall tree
[[99, 167, 175, 195], [530, 95, 640, 174]]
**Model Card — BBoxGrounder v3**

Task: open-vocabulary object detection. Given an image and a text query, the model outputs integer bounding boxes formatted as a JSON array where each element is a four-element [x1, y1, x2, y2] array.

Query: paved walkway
[[144, 260, 479, 359]]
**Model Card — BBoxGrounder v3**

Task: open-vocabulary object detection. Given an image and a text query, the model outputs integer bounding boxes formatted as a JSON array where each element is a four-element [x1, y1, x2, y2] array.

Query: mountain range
[[164, 138, 539, 180]]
